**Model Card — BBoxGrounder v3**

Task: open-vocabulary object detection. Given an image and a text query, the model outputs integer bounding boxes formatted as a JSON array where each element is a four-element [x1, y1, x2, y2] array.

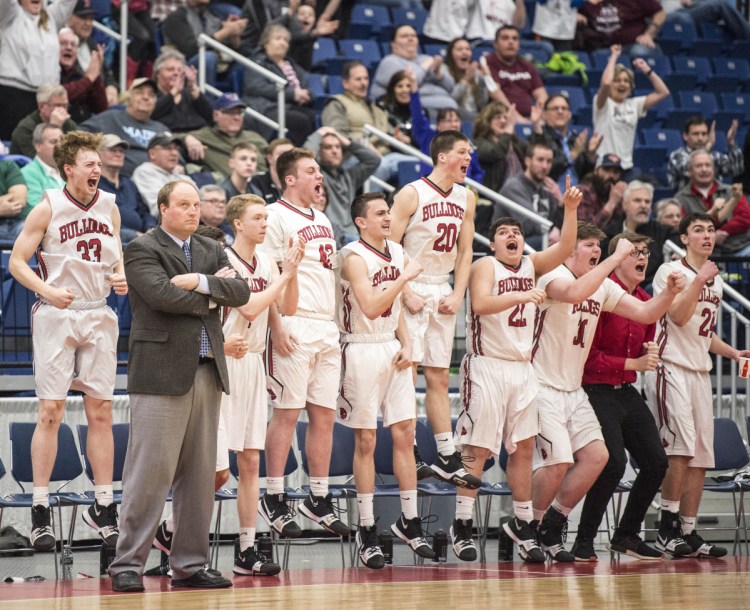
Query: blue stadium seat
[[730, 40, 750, 61], [311, 37, 338, 70], [391, 7, 428, 32], [658, 20, 697, 55], [677, 91, 718, 118], [349, 4, 391, 38], [572, 51, 592, 70], [423, 44, 447, 58], [634, 56, 671, 90], [327, 75, 344, 95], [308, 73, 327, 110], [0, 154, 32, 168], [547, 85, 589, 123], [515, 124, 534, 140], [633, 145, 668, 175], [591, 48, 617, 71], [640, 128, 682, 152], [695, 23, 727, 57], [398, 160, 426, 185], [471, 41, 494, 61], [671, 56, 712, 88], [339, 39, 382, 71], [719, 92, 750, 124], [709, 58, 750, 93]]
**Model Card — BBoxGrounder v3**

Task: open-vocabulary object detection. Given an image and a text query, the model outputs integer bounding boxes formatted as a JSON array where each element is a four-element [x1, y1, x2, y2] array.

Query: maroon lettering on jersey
[[59, 218, 113, 243], [699, 286, 721, 307], [496, 276, 535, 295], [296, 224, 335, 242], [250, 277, 269, 293], [421, 201, 465, 221], [372, 266, 401, 288], [571, 298, 602, 316]]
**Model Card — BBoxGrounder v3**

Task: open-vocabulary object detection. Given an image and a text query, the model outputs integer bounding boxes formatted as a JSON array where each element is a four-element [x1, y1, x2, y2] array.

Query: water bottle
[[257, 534, 274, 562], [432, 529, 448, 563], [100, 544, 117, 576], [61, 545, 74, 580], [498, 518, 514, 562], [377, 530, 393, 565]]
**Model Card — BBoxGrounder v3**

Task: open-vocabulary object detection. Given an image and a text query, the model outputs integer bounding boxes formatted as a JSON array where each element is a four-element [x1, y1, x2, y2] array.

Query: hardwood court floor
[[2, 556, 749, 610]]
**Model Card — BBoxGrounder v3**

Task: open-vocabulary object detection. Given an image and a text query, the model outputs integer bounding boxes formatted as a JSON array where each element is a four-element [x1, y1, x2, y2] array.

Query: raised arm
[[632, 58, 670, 111], [613, 271, 685, 324], [596, 45, 621, 110], [469, 256, 545, 316], [667, 260, 719, 327]]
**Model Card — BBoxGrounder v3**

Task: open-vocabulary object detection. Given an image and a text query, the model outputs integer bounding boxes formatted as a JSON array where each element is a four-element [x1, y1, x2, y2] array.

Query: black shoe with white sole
[[299, 493, 349, 536], [450, 518, 477, 561], [259, 493, 302, 538], [430, 452, 480, 490], [502, 517, 545, 564], [391, 514, 435, 559]]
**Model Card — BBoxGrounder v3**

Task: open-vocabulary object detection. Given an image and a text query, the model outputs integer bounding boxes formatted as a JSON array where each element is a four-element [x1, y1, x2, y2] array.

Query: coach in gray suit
[[110, 181, 250, 592]]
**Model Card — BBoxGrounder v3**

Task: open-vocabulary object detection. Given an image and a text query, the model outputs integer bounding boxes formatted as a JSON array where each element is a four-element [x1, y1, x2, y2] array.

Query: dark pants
[[0, 85, 37, 141], [577, 384, 668, 539]]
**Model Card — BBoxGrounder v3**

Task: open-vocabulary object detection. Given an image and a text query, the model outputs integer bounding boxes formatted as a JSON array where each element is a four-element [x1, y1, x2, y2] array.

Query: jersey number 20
[[433, 223, 458, 252]]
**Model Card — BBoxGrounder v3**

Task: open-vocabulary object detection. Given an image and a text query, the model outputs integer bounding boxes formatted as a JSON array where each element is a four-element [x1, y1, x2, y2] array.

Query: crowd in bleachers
[[2, 0, 750, 273]]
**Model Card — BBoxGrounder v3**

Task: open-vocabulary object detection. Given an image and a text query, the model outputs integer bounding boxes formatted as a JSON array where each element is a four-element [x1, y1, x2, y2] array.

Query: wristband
[[646, 68, 654, 76]]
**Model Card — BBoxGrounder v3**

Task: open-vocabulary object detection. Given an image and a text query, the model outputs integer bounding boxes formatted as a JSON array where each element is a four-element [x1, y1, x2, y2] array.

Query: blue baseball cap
[[213, 93, 246, 111]]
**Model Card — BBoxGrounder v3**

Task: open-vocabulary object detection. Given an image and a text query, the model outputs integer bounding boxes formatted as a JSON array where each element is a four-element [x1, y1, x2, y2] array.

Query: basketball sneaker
[[538, 507, 575, 562], [607, 531, 662, 560], [259, 493, 302, 538], [683, 531, 728, 558], [30, 505, 55, 551], [431, 452, 481, 489], [391, 514, 435, 559], [414, 446, 434, 481], [655, 511, 692, 557], [502, 517, 545, 563], [356, 524, 385, 569], [299, 493, 349, 536], [153, 520, 173, 555], [83, 502, 119, 547], [234, 544, 281, 576], [450, 518, 477, 561], [572, 537, 598, 562]]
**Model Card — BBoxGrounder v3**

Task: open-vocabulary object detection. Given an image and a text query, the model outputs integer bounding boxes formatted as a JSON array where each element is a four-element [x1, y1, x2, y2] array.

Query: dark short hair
[[543, 93, 570, 111], [679, 211, 715, 235], [350, 192, 387, 233], [194, 224, 226, 243], [495, 24, 519, 41], [577, 221, 606, 242], [391, 24, 416, 41], [156, 180, 198, 223], [608, 231, 651, 256], [436, 108, 460, 124], [342, 60, 367, 80], [489, 217, 524, 238], [276, 147, 315, 186], [525, 140, 553, 159], [429, 130, 469, 165], [683, 115, 709, 134]]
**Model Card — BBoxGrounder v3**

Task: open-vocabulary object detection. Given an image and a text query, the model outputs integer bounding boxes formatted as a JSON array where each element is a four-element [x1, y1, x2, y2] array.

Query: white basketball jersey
[[654, 259, 723, 372], [532, 265, 626, 391], [259, 199, 336, 318], [222, 247, 272, 353], [467, 255, 536, 361], [403, 177, 468, 278], [37, 188, 120, 303], [337, 239, 405, 337]]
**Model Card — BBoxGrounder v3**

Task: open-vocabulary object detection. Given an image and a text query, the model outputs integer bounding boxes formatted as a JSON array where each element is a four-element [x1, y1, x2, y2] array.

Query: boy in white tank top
[[530, 221, 685, 562], [452, 177, 583, 563], [645, 212, 749, 559], [9, 131, 127, 552], [390, 130, 479, 489]]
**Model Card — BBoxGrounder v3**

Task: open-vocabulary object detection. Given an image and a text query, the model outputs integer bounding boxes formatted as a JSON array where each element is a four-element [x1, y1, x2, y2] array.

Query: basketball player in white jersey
[[645, 212, 750, 558], [390, 130, 479, 489], [530, 222, 685, 562], [451, 176, 582, 563], [258, 148, 349, 538], [336, 192, 432, 568], [9, 131, 127, 551]]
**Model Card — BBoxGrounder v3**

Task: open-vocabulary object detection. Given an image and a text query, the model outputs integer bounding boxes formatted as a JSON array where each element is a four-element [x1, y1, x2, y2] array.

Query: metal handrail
[[197, 33, 286, 137], [92, 0, 128, 96]]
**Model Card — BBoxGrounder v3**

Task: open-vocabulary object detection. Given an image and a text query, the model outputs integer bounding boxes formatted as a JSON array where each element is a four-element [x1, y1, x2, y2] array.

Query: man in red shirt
[[484, 25, 547, 122], [576, 0, 665, 56], [572, 231, 668, 561]]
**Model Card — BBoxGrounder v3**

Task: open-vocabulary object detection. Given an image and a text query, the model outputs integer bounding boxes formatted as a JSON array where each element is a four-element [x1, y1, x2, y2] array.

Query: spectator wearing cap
[[10, 84, 78, 158], [151, 48, 214, 133], [98, 133, 157, 242], [58, 26, 108, 123], [577, 153, 628, 228], [182, 92, 268, 179], [132, 132, 197, 215], [81, 78, 170, 176]]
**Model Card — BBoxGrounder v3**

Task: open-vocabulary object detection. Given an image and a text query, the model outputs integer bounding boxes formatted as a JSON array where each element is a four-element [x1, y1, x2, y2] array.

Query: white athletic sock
[[357, 493, 375, 527], [533, 508, 546, 522], [310, 478, 328, 497], [513, 501, 534, 524], [434, 433, 455, 456], [266, 477, 284, 495], [400, 490, 418, 520], [681, 515, 697, 536], [94, 485, 113, 507], [551, 499, 572, 517], [165, 513, 175, 532], [660, 499, 681, 515], [239, 527, 256, 552], [455, 496, 475, 521], [32, 487, 49, 508]]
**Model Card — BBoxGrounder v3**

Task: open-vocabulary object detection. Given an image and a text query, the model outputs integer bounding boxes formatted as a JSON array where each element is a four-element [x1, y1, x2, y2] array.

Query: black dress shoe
[[112, 570, 145, 592], [171, 568, 232, 589]]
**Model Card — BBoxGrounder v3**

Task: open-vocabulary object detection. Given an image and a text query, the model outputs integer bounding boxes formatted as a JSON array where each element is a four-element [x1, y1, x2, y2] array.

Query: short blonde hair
[[226, 194, 266, 226]]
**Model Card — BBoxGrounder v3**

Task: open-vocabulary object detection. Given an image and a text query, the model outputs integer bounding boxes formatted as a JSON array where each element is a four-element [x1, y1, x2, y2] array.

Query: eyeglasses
[[203, 198, 226, 206], [545, 106, 570, 112], [630, 249, 651, 259]]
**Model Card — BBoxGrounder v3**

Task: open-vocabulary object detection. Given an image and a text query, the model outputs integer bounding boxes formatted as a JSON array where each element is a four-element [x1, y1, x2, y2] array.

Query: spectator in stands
[[98, 133, 157, 242], [676, 150, 750, 256], [422, 0, 471, 45], [20, 124, 65, 218], [151, 0, 187, 24], [81, 78, 170, 176], [576, 0, 665, 56], [199, 184, 234, 241], [535, 93, 601, 189], [0, 159, 28, 242], [244, 24, 317, 146], [132, 132, 197, 216], [162, 0, 248, 89], [466, 0, 526, 42], [67, 0, 118, 107], [594, 45, 669, 178], [304, 126, 380, 246], [151, 49, 214, 133], [662, 0, 750, 41], [182, 92, 268, 179], [577, 153, 628, 227], [473, 100, 528, 193], [533, 0, 579, 51], [322, 61, 414, 183], [58, 27, 108, 124], [112, 0, 158, 84], [219, 142, 259, 199], [483, 25, 548, 123], [445, 38, 490, 121], [602, 180, 676, 285], [371, 25, 457, 115], [655, 198, 682, 231], [0, 0, 77, 141], [249, 137, 293, 204], [495, 140, 564, 249], [11, 85, 78, 158], [667, 115, 743, 191], [377, 70, 420, 148]]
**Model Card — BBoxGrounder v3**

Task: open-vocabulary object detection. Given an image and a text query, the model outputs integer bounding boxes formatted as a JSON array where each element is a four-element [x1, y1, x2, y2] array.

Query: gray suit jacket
[[124, 226, 250, 395]]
